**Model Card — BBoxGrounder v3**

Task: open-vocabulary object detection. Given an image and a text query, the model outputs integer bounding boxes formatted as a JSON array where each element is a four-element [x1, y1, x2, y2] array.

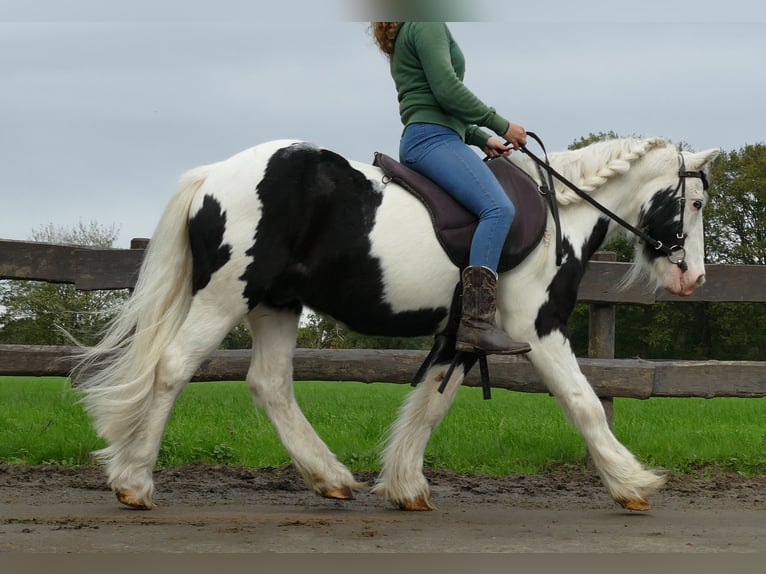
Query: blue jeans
[[400, 123, 514, 272]]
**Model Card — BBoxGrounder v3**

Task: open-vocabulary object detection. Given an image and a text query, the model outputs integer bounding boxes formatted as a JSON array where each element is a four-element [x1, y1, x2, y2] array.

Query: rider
[[371, 22, 531, 355]]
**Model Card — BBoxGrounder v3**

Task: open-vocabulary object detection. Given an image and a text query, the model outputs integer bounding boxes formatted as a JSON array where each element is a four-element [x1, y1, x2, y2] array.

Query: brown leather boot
[[455, 266, 531, 355]]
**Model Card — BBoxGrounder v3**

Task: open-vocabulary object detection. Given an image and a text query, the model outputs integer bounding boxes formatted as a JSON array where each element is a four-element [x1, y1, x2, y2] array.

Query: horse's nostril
[[696, 274, 706, 286]]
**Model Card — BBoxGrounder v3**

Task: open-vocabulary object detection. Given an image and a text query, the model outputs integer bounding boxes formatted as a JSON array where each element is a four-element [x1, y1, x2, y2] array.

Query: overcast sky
[[2, 1, 765, 247]]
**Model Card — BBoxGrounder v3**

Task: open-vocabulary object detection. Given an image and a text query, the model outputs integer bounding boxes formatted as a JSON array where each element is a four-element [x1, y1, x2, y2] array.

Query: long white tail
[[74, 165, 209, 464]]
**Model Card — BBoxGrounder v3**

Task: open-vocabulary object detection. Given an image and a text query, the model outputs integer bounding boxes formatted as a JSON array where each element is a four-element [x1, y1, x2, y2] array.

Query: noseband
[[518, 133, 709, 272]]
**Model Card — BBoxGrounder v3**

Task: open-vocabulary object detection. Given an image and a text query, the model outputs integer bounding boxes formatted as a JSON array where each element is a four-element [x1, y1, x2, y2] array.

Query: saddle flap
[[373, 152, 548, 273], [486, 157, 549, 271]]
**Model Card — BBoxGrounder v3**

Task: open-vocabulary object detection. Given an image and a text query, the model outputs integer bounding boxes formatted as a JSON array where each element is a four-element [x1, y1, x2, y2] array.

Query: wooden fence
[[1, 238, 765, 403]]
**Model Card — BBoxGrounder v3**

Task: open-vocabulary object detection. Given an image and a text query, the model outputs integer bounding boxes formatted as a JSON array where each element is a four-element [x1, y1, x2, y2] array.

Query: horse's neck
[[511, 149, 652, 256]]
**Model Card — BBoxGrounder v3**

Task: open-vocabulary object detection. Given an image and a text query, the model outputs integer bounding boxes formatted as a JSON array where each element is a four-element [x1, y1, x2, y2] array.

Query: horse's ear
[[689, 148, 721, 169]]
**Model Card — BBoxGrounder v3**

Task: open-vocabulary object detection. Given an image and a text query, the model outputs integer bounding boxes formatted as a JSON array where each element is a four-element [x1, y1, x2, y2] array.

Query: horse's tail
[[74, 165, 209, 462]]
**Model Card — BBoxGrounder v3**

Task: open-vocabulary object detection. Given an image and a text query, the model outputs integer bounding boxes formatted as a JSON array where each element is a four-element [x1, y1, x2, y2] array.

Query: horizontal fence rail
[[2, 238, 766, 303], [0, 238, 146, 291], [1, 345, 765, 399]]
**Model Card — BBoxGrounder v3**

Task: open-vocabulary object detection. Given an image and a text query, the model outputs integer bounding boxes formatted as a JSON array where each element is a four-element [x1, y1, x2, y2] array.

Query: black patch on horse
[[188, 194, 232, 295], [535, 217, 610, 340], [637, 186, 681, 262], [241, 143, 448, 336]]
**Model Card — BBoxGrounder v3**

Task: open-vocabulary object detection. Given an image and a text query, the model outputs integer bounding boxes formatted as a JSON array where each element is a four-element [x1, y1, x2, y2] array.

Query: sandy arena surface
[[1, 462, 765, 554]]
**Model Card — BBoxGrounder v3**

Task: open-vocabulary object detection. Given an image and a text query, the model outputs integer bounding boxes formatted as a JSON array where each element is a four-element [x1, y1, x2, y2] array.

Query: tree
[[700, 144, 766, 359], [219, 322, 252, 350], [296, 311, 432, 350], [705, 144, 766, 265], [568, 130, 623, 150], [296, 313, 347, 349], [0, 221, 130, 346]]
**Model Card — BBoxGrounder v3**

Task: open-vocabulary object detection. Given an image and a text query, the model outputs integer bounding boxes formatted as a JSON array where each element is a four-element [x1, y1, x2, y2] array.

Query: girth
[[373, 153, 548, 273]]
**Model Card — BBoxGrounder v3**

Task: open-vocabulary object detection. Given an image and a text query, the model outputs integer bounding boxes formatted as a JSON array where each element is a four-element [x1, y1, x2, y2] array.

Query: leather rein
[[502, 132, 709, 272]]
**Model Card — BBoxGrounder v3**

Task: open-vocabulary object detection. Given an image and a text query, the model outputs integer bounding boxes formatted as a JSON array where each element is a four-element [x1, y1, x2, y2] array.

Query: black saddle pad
[[373, 153, 547, 273]]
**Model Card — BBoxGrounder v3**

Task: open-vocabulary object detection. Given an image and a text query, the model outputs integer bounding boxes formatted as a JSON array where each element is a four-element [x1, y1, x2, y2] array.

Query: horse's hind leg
[[246, 305, 363, 499], [372, 352, 467, 510], [109, 291, 245, 509]]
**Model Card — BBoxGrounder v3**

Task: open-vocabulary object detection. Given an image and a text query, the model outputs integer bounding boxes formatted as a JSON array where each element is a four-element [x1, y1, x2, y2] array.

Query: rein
[[514, 132, 708, 272]]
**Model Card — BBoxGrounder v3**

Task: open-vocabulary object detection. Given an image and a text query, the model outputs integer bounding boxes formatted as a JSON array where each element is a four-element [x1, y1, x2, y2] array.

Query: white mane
[[520, 137, 672, 206]]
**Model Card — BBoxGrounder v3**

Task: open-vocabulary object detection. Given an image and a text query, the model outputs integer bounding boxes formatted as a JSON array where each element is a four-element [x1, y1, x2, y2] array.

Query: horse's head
[[520, 137, 721, 297], [633, 146, 720, 296]]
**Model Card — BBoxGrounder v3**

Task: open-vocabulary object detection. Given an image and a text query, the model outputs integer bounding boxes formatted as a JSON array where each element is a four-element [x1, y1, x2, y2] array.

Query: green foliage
[[0, 282, 128, 346], [568, 130, 623, 150], [0, 221, 130, 345], [220, 322, 252, 349], [296, 311, 432, 350], [571, 299, 766, 361], [705, 302, 766, 360], [296, 313, 347, 349], [31, 221, 121, 247], [706, 143, 766, 265]]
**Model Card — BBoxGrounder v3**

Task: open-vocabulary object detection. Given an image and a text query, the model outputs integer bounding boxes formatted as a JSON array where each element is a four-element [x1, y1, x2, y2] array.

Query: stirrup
[[437, 351, 492, 400]]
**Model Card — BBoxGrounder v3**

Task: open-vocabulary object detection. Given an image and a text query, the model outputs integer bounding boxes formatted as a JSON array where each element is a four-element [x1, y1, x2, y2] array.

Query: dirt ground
[[1, 462, 764, 554]]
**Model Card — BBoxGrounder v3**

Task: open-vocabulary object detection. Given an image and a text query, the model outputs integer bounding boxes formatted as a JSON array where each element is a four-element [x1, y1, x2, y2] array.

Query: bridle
[[511, 132, 709, 273], [672, 154, 710, 271]]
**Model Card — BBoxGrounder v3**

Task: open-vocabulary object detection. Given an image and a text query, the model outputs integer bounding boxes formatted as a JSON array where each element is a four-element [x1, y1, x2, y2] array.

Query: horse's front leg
[[372, 344, 470, 510], [530, 333, 667, 510]]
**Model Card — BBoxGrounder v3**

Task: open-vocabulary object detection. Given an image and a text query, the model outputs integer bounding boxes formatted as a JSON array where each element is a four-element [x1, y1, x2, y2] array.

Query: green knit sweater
[[390, 22, 509, 148]]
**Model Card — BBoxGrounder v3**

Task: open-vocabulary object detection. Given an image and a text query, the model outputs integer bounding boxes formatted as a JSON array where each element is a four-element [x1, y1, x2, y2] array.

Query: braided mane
[[540, 137, 671, 205]]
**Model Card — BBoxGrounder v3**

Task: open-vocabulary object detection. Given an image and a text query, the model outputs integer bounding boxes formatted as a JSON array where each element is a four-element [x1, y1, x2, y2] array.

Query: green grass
[[1, 377, 765, 476], [614, 396, 766, 475]]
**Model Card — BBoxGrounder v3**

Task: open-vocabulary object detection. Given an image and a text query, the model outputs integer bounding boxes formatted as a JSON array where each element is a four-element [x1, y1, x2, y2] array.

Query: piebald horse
[[74, 136, 720, 512]]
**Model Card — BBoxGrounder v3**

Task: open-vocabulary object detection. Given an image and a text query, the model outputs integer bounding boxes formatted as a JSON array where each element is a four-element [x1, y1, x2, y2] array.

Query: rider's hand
[[502, 122, 527, 150], [483, 137, 511, 158]]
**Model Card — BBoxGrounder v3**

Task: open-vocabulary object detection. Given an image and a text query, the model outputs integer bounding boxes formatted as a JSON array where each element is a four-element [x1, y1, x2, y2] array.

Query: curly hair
[[371, 22, 399, 57]]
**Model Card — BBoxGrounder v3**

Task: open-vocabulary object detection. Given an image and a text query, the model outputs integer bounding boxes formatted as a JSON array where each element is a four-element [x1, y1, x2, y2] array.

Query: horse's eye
[[693, 200, 703, 210]]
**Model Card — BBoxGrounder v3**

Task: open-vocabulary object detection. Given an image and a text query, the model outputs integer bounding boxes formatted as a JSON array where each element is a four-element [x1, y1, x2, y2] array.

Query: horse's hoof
[[618, 498, 651, 512], [397, 496, 434, 511], [320, 485, 355, 500], [115, 489, 154, 510]]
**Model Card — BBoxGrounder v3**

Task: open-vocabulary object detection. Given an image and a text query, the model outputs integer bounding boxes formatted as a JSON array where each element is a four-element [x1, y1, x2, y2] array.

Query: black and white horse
[[75, 136, 719, 512]]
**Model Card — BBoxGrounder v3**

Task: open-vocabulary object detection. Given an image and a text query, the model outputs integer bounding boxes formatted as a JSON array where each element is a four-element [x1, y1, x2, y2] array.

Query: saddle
[[373, 153, 547, 273]]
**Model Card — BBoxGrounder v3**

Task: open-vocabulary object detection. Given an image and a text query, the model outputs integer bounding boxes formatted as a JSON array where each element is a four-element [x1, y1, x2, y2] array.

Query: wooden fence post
[[588, 251, 617, 430], [585, 251, 617, 469], [127, 238, 149, 293], [130, 238, 150, 250]]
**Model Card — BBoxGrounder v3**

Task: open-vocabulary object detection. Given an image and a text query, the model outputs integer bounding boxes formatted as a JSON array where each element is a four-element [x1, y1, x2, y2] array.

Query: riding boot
[[455, 266, 532, 355]]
